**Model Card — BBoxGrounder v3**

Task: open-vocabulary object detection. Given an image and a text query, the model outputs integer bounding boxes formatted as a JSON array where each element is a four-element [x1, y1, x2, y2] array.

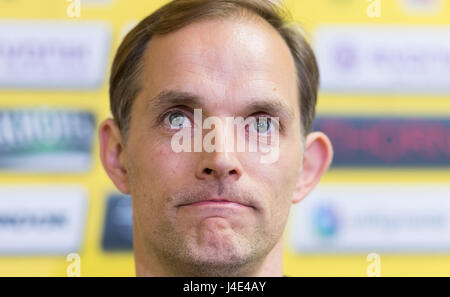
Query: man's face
[[123, 17, 303, 274]]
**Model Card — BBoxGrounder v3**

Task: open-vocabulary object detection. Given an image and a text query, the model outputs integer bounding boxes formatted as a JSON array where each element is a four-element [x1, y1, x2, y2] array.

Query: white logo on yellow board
[[67, 0, 81, 18], [367, 0, 381, 18], [366, 253, 381, 277], [67, 253, 81, 277]]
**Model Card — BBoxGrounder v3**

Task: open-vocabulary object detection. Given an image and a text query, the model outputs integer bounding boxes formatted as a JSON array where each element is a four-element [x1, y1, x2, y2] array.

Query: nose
[[195, 119, 243, 181], [195, 149, 243, 181]]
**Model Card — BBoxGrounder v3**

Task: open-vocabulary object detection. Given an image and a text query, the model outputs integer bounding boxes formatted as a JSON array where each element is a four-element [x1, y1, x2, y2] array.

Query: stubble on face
[[131, 179, 288, 276], [125, 15, 303, 276]]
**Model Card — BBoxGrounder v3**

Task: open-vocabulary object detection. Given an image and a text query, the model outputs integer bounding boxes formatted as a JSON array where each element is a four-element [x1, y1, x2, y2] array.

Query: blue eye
[[254, 117, 271, 133], [248, 117, 276, 135], [164, 111, 192, 130]]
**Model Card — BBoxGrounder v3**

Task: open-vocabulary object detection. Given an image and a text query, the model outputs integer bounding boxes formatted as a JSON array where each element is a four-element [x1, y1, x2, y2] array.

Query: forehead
[[139, 16, 299, 114]]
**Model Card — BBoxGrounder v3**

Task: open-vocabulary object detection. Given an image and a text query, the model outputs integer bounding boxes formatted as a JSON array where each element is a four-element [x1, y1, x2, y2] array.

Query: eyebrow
[[146, 90, 204, 112], [146, 89, 295, 121]]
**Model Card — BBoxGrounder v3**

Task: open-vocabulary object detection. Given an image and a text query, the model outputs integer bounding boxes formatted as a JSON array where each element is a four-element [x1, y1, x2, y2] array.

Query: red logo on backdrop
[[314, 117, 450, 167]]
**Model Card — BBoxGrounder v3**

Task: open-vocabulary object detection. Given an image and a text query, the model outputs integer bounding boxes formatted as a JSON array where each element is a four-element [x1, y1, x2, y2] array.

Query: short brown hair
[[110, 0, 319, 141]]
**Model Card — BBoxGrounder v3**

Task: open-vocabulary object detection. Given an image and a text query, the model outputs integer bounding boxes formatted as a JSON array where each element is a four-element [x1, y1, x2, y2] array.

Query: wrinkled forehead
[[139, 17, 299, 115]]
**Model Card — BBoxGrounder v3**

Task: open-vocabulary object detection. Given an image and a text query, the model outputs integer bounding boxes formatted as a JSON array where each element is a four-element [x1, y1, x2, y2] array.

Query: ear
[[99, 118, 130, 194], [292, 131, 333, 204]]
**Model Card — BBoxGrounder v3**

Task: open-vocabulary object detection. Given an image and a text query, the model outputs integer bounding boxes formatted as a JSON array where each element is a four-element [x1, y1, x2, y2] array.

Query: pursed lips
[[178, 198, 255, 210]]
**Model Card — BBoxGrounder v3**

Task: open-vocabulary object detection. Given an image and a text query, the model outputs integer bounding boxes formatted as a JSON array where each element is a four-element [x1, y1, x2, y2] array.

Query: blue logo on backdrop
[[314, 205, 339, 238], [102, 194, 133, 251]]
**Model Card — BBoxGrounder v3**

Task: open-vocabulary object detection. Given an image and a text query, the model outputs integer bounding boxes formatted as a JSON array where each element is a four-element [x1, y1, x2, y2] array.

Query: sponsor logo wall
[[290, 184, 450, 253], [0, 0, 449, 276], [398, 0, 444, 16], [0, 109, 96, 172], [315, 25, 450, 93], [0, 21, 111, 89], [102, 194, 133, 251], [0, 186, 87, 254], [313, 117, 450, 167]]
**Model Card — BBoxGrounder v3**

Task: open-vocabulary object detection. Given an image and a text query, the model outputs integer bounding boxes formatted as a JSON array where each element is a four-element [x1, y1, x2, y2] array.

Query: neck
[[134, 231, 284, 277]]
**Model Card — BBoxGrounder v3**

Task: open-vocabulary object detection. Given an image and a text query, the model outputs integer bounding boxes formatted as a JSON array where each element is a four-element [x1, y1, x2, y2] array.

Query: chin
[[183, 238, 252, 268], [182, 253, 253, 277]]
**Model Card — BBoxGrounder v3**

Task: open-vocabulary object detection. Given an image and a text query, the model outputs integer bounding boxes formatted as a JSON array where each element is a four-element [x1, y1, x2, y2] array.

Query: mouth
[[178, 198, 255, 210]]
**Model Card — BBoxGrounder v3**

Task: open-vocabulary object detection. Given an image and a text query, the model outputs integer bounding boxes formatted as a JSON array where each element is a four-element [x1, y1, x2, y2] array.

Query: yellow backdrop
[[0, 0, 449, 276]]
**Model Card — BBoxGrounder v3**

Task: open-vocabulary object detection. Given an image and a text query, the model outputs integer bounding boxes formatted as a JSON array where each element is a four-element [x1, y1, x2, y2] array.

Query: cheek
[[129, 140, 195, 224], [134, 141, 193, 190], [240, 141, 301, 191], [259, 150, 302, 209], [277, 150, 302, 198], [240, 157, 295, 219]]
